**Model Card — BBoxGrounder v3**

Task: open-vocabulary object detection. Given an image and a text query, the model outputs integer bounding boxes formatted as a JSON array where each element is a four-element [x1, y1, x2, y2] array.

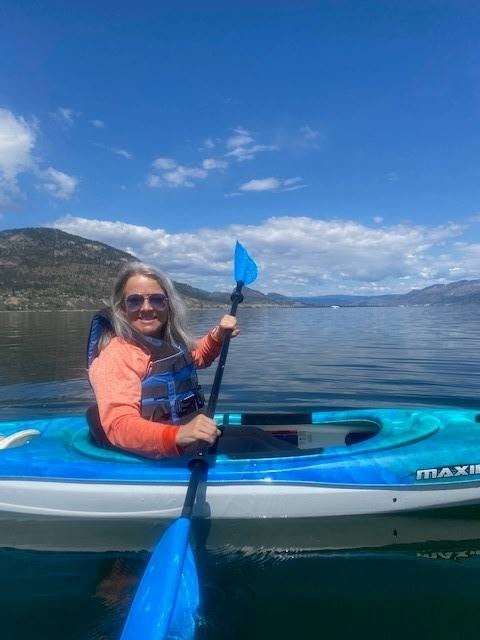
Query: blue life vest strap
[[86, 309, 114, 368]]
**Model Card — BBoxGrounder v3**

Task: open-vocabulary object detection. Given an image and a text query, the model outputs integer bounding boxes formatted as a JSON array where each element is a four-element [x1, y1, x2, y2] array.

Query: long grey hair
[[99, 262, 195, 351]]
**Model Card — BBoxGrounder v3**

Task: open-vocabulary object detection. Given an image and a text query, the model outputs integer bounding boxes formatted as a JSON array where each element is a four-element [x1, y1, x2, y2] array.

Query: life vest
[[139, 339, 205, 423], [86, 310, 205, 426]]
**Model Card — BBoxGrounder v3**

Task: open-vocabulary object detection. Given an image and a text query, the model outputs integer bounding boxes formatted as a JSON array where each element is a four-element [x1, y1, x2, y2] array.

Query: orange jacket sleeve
[[192, 330, 223, 368]]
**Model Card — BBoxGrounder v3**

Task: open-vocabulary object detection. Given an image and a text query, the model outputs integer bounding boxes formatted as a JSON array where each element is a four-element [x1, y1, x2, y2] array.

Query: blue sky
[[1, 1, 480, 296]]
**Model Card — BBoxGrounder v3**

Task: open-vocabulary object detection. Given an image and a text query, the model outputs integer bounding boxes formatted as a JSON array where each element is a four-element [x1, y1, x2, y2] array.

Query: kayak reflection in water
[[86, 262, 295, 458]]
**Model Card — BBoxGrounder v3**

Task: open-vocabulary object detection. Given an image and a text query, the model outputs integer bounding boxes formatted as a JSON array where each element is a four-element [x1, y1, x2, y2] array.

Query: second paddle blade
[[121, 517, 199, 640]]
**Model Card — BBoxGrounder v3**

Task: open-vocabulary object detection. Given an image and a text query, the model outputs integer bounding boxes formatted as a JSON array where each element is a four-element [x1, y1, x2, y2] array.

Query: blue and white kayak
[[1, 408, 480, 525]]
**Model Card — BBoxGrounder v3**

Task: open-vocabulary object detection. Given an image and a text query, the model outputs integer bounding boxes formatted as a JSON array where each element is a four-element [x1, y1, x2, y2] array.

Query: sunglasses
[[124, 293, 169, 312]]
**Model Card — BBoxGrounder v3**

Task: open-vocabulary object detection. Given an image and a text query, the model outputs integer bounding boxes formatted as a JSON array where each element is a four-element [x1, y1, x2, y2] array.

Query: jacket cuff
[[209, 326, 223, 344], [160, 425, 181, 457]]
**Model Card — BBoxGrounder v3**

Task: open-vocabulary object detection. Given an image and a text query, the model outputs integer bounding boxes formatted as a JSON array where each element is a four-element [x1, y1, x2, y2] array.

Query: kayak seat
[[86, 404, 112, 448], [0, 429, 40, 450]]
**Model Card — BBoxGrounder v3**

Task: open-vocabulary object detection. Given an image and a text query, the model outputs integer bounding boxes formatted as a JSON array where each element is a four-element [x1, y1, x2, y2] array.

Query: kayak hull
[[2, 478, 480, 520]]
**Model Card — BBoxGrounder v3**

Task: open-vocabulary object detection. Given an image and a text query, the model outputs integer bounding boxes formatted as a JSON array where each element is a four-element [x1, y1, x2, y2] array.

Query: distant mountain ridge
[[1, 227, 479, 310], [286, 280, 480, 307], [382, 280, 480, 306], [286, 294, 387, 306], [0, 227, 295, 310]]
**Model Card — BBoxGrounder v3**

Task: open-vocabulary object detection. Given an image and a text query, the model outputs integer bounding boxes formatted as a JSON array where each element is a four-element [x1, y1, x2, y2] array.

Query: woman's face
[[123, 274, 169, 337]]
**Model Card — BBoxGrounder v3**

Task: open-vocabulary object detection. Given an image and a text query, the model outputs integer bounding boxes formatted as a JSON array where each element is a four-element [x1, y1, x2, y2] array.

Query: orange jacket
[[88, 332, 222, 458]]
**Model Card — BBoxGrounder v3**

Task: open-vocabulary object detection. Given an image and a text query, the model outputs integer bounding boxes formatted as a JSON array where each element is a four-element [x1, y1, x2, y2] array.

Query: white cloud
[[51, 214, 469, 296], [147, 160, 208, 188], [146, 174, 161, 188], [283, 177, 303, 187], [226, 128, 254, 149], [202, 158, 228, 170], [282, 177, 306, 192], [95, 143, 133, 159], [238, 176, 306, 193], [37, 167, 78, 199], [163, 166, 208, 188], [240, 178, 281, 192], [226, 143, 278, 162], [202, 138, 215, 149], [0, 109, 36, 206], [148, 155, 225, 188], [152, 157, 177, 171], [225, 127, 278, 162], [0, 109, 36, 179], [91, 119, 105, 128], [111, 148, 133, 160], [279, 124, 323, 150], [300, 125, 320, 141], [52, 107, 79, 128], [147, 125, 295, 191], [0, 108, 77, 207]]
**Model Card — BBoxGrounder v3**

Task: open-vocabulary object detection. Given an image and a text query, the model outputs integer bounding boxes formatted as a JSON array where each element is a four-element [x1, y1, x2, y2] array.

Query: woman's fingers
[[194, 423, 217, 442], [175, 414, 221, 447], [217, 314, 240, 339], [219, 314, 237, 330]]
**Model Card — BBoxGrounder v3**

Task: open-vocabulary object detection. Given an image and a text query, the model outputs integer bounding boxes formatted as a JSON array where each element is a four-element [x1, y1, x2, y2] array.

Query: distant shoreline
[[0, 304, 301, 313], [2, 302, 480, 313]]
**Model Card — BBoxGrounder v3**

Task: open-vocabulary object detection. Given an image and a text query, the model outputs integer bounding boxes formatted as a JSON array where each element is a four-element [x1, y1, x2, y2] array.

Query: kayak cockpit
[[216, 419, 380, 459], [69, 414, 381, 463]]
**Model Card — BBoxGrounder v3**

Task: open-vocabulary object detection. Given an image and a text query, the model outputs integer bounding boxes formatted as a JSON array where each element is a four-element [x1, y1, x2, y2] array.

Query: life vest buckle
[[176, 389, 205, 417]]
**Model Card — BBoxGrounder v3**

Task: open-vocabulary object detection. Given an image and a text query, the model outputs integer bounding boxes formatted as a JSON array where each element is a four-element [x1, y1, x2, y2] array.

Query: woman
[[87, 262, 294, 458]]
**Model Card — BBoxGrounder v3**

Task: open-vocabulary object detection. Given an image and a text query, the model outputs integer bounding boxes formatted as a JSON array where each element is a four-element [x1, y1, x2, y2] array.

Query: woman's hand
[[175, 414, 221, 448], [211, 314, 240, 342]]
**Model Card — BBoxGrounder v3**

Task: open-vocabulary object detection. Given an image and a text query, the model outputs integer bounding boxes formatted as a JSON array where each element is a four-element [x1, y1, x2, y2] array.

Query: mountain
[[0, 227, 294, 310], [323, 280, 480, 307], [389, 280, 480, 305], [279, 281, 480, 307], [284, 294, 388, 306]]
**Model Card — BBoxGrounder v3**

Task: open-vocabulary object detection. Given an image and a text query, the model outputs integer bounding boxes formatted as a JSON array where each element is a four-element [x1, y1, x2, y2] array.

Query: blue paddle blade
[[234, 241, 258, 286], [121, 517, 199, 640]]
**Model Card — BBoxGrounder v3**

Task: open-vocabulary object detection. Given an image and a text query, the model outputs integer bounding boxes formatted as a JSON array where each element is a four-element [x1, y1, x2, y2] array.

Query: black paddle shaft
[[206, 281, 244, 418], [181, 281, 244, 518]]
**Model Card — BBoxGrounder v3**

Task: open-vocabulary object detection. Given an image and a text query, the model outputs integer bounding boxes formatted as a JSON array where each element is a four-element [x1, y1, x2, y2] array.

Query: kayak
[[1, 407, 480, 552], [1, 407, 480, 523]]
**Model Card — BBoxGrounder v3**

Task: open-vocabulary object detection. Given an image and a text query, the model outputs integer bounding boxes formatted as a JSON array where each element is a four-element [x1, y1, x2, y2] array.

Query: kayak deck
[[0, 408, 478, 487]]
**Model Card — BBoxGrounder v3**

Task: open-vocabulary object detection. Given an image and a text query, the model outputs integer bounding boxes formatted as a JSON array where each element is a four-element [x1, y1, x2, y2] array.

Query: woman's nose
[[140, 296, 153, 310]]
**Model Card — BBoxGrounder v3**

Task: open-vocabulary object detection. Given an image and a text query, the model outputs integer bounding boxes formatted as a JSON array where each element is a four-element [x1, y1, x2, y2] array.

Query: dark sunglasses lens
[[125, 294, 168, 311], [125, 295, 144, 311], [149, 294, 168, 310]]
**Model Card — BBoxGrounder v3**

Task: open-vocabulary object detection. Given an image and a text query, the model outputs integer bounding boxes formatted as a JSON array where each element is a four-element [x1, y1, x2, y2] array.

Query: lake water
[[1, 306, 480, 639]]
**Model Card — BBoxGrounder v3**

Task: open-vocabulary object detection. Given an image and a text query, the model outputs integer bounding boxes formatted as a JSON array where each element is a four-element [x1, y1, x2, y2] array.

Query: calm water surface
[[1, 306, 480, 639]]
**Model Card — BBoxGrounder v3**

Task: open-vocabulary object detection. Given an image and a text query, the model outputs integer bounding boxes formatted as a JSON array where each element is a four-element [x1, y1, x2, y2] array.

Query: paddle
[[120, 241, 258, 640]]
